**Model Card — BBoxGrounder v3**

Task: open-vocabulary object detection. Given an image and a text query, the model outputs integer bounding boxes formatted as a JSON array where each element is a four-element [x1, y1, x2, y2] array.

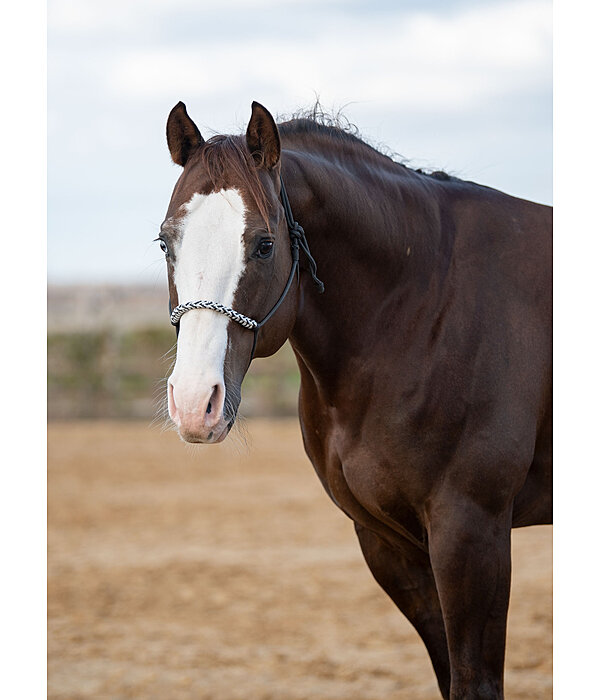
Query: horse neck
[[282, 140, 450, 389]]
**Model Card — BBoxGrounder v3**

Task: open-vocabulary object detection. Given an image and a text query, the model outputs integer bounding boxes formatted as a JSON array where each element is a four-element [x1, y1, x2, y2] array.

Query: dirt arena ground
[[48, 421, 552, 699]]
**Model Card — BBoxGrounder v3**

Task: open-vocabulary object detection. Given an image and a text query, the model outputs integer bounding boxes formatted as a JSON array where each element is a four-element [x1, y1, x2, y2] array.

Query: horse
[[158, 100, 552, 699]]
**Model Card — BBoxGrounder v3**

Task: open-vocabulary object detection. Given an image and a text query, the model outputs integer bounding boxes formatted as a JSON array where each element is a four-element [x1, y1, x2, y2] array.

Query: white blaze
[[170, 188, 247, 405]]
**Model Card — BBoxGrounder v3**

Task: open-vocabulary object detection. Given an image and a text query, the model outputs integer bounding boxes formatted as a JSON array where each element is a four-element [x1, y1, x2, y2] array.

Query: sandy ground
[[48, 421, 552, 699]]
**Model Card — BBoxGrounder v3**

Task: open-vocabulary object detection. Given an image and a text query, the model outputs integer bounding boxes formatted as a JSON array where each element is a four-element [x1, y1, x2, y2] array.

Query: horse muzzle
[[167, 376, 231, 443]]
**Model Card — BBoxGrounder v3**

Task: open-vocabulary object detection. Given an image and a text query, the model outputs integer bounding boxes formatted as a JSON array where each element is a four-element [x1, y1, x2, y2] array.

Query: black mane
[[277, 104, 453, 182]]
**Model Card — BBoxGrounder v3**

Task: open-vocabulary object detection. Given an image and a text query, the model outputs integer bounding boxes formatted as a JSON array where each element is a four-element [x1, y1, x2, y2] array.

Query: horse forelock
[[200, 134, 272, 232]]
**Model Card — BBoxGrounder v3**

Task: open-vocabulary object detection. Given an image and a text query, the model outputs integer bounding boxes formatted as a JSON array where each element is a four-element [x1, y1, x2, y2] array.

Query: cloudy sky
[[48, 0, 552, 284]]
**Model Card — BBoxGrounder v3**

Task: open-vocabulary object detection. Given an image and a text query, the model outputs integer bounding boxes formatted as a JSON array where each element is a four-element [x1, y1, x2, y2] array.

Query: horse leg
[[355, 523, 451, 699], [427, 495, 513, 699]]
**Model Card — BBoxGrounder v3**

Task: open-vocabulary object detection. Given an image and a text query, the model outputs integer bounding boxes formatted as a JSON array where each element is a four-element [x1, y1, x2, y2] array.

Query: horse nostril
[[206, 385, 220, 416], [167, 381, 179, 424]]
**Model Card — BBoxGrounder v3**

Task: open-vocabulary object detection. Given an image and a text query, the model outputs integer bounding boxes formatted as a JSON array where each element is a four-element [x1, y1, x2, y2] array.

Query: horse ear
[[246, 101, 281, 170], [166, 101, 204, 167]]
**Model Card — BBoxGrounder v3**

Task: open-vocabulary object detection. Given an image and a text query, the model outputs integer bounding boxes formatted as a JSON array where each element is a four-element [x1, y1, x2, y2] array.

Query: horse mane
[[279, 104, 364, 142], [198, 104, 452, 228], [278, 102, 453, 181], [278, 103, 407, 164]]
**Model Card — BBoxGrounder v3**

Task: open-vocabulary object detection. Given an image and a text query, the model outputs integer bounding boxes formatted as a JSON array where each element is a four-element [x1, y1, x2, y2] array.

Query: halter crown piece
[[169, 175, 324, 344]]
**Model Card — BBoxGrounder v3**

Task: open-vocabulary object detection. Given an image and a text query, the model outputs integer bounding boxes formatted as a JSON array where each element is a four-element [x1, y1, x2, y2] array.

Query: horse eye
[[255, 239, 274, 259], [158, 239, 169, 256]]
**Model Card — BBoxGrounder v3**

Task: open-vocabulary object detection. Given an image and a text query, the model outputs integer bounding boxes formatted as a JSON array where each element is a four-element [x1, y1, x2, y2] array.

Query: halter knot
[[289, 222, 325, 293]]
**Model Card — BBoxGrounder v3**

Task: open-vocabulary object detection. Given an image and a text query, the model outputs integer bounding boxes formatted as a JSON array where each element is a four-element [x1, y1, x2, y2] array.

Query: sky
[[48, 0, 552, 284]]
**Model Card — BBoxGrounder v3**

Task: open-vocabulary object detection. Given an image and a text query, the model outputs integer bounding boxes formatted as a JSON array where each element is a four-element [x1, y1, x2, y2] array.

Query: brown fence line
[[48, 326, 300, 420], [48, 284, 170, 333]]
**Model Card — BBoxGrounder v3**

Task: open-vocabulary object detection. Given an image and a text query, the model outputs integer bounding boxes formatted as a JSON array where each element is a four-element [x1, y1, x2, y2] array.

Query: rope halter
[[169, 175, 324, 336]]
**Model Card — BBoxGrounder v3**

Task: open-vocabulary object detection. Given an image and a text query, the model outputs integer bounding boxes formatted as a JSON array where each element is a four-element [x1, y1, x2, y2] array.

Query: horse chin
[[177, 421, 232, 445]]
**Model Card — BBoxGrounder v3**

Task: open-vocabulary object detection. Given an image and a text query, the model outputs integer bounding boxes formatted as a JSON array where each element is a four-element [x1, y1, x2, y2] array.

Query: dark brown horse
[[158, 101, 552, 699]]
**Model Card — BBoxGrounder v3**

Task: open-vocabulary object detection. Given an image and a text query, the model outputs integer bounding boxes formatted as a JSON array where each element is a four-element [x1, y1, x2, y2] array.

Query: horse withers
[[158, 101, 552, 699]]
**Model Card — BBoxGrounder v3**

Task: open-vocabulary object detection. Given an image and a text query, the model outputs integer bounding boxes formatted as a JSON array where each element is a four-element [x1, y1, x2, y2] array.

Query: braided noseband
[[169, 176, 323, 342], [170, 300, 257, 329]]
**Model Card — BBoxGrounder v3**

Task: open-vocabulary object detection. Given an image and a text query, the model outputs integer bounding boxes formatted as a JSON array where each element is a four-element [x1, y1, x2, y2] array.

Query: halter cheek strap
[[169, 175, 324, 357]]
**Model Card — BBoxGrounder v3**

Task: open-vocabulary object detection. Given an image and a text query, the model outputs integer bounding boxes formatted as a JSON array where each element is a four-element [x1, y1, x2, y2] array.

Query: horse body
[[160, 102, 552, 699], [279, 127, 552, 540]]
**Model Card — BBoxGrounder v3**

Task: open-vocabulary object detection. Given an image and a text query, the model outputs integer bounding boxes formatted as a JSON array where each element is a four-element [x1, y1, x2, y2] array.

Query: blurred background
[[47, 2, 553, 698], [48, 0, 552, 421]]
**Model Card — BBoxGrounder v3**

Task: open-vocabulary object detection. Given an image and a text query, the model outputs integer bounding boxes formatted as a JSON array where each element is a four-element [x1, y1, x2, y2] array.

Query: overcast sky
[[48, 0, 552, 285]]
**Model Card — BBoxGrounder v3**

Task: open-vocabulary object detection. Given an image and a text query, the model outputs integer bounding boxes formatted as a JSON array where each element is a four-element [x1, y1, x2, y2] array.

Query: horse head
[[160, 101, 301, 443]]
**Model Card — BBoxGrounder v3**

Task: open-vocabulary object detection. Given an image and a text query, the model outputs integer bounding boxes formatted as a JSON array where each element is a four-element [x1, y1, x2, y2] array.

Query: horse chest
[[299, 414, 430, 549]]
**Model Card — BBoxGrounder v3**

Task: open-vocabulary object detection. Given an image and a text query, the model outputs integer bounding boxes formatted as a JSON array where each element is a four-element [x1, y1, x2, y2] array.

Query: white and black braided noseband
[[170, 300, 258, 330]]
